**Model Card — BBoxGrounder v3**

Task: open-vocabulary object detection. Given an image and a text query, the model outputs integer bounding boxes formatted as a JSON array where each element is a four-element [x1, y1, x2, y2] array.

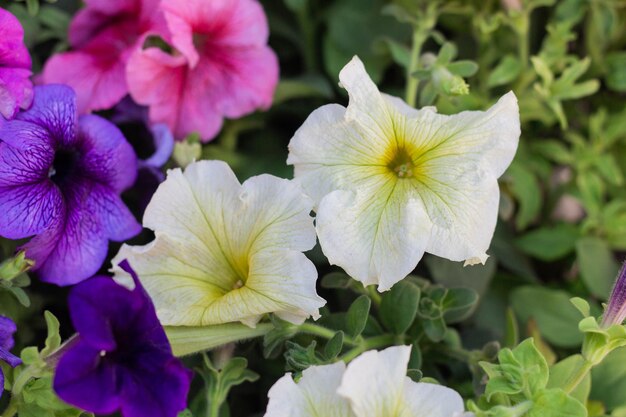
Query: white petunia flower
[[288, 56, 520, 291], [112, 160, 326, 327], [264, 345, 474, 417]]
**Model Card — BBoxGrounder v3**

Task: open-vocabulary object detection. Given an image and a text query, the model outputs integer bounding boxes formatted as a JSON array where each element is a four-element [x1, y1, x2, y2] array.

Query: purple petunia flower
[[0, 8, 33, 120], [602, 262, 626, 328], [111, 97, 174, 213], [0, 84, 141, 285], [0, 315, 22, 400], [53, 260, 192, 417]]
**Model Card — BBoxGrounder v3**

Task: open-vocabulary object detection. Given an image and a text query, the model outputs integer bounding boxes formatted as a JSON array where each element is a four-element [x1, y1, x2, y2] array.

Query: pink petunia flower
[[42, 0, 166, 114], [0, 8, 33, 120], [126, 0, 279, 141]]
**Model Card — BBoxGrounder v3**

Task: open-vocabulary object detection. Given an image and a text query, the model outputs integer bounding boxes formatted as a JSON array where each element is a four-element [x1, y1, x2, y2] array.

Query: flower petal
[[113, 160, 323, 326], [53, 341, 121, 415], [119, 357, 192, 417], [265, 362, 354, 417], [15, 85, 77, 148], [78, 114, 138, 192], [338, 345, 411, 417], [402, 382, 467, 417], [317, 178, 432, 291]]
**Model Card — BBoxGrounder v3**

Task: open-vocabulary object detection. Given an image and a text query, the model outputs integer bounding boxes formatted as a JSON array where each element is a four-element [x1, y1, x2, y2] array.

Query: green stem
[[207, 397, 221, 417], [340, 334, 395, 363], [296, 4, 317, 73], [2, 395, 19, 417], [298, 323, 358, 346], [405, 28, 428, 108], [367, 285, 382, 308], [562, 359, 593, 394]]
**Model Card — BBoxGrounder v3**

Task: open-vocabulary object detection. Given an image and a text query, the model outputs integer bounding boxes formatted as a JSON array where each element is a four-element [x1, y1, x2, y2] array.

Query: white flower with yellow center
[[288, 56, 520, 291], [112, 160, 325, 327], [264, 345, 474, 417]]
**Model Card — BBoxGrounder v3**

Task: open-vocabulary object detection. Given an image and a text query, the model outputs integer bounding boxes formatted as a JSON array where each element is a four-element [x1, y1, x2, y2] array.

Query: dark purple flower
[[0, 315, 21, 400], [53, 260, 192, 417], [0, 84, 141, 285], [111, 97, 174, 213], [602, 262, 626, 328], [0, 8, 33, 120]]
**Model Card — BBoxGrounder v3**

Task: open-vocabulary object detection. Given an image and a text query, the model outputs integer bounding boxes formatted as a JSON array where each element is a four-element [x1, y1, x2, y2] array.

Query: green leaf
[[323, 331, 344, 360], [576, 237, 619, 299], [273, 76, 333, 105], [515, 224, 579, 261], [548, 355, 591, 405], [506, 161, 542, 230], [513, 338, 550, 395], [528, 388, 587, 417], [606, 52, 626, 92], [40, 311, 61, 358], [511, 286, 599, 347], [447, 60, 478, 77], [441, 287, 479, 323], [380, 281, 421, 334], [345, 295, 371, 338], [591, 347, 626, 411], [487, 55, 522, 87]]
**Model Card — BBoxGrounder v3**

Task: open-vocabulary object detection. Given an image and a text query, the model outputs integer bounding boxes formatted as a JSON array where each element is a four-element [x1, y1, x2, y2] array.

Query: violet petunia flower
[[42, 0, 166, 114], [126, 0, 279, 141], [111, 97, 174, 213], [602, 262, 626, 328], [0, 8, 33, 120], [53, 260, 192, 417], [0, 315, 21, 400], [0, 84, 141, 285]]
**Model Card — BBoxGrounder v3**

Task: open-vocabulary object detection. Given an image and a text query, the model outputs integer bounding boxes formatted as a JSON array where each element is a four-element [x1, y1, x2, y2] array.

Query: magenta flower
[[0, 315, 21, 400], [53, 260, 192, 417], [602, 262, 626, 327], [0, 85, 140, 285], [126, 0, 279, 141], [42, 0, 165, 114], [0, 8, 33, 120]]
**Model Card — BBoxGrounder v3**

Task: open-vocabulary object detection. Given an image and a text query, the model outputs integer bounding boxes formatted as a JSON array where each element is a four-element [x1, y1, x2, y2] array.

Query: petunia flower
[[126, 0, 279, 141], [601, 262, 626, 328], [53, 260, 192, 417], [288, 56, 520, 291], [110, 97, 174, 213], [0, 8, 33, 120], [0, 84, 140, 285], [0, 315, 21, 400], [42, 0, 165, 113], [112, 160, 325, 327], [265, 345, 474, 417]]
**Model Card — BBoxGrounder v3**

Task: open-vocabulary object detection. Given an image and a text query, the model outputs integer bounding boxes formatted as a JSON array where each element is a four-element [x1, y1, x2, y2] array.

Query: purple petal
[[120, 357, 192, 417], [0, 347, 21, 368], [89, 182, 141, 241], [142, 123, 174, 168], [0, 316, 17, 351], [0, 119, 53, 152], [15, 85, 77, 148], [69, 275, 150, 351], [78, 114, 138, 192], [53, 341, 121, 415], [0, 135, 53, 187], [0, 180, 64, 239], [21, 182, 108, 285]]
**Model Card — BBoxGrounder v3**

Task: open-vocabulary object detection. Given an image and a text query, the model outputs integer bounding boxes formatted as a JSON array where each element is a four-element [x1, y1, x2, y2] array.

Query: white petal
[[316, 177, 432, 291], [338, 346, 411, 417], [112, 160, 324, 326], [402, 382, 467, 417], [265, 362, 354, 417], [287, 103, 391, 205]]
